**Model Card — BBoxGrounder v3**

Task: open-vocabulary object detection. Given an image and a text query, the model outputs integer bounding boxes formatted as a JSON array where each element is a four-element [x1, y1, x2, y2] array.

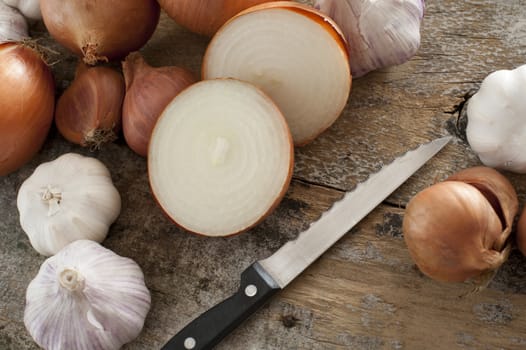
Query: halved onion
[[202, 1, 351, 146], [148, 79, 294, 237]]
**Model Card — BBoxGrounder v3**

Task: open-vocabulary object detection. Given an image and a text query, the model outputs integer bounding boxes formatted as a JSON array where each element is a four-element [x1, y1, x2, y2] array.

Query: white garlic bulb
[[24, 240, 151, 350], [314, 0, 425, 77], [0, 1, 28, 42], [17, 153, 121, 256], [467, 64, 526, 173], [2, 0, 41, 20]]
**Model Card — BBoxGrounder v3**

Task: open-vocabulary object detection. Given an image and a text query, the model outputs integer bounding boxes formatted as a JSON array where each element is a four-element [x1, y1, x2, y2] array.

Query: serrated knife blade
[[161, 136, 451, 350]]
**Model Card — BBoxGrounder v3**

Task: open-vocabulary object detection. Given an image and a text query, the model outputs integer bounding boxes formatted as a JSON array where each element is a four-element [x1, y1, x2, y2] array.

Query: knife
[[161, 136, 452, 350]]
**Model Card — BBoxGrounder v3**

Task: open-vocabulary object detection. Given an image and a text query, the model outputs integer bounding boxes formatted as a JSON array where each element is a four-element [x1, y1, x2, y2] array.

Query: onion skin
[[517, 208, 526, 256], [403, 166, 518, 283], [40, 0, 160, 65], [0, 42, 54, 176], [122, 52, 197, 157], [55, 63, 125, 149], [158, 0, 282, 36]]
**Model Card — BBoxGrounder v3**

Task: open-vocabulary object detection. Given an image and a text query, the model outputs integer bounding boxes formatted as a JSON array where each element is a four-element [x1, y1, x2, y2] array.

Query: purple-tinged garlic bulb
[[24, 240, 151, 350], [314, 0, 425, 77]]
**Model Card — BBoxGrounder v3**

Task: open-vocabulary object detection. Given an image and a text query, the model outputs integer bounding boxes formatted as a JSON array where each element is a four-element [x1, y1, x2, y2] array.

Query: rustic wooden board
[[1, 0, 526, 349]]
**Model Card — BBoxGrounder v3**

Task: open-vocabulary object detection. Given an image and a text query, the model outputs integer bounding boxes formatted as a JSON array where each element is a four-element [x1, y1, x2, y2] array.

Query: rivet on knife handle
[[161, 263, 280, 350]]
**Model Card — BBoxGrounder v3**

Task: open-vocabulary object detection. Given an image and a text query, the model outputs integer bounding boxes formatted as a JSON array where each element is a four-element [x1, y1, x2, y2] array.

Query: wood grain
[[1, 1, 526, 349]]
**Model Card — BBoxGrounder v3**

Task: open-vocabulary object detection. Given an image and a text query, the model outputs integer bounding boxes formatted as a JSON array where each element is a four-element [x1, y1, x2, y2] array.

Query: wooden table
[[2, 1, 526, 349]]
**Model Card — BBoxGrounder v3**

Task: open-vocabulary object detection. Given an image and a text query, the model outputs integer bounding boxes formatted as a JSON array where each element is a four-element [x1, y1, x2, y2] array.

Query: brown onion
[[122, 52, 197, 157], [40, 0, 160, 65], [516, 208, 526, 256], [157, 0, 281, 37], [403, 166, 518, 283], [0, 42, 54, 176], [55, 63, 125, 149]]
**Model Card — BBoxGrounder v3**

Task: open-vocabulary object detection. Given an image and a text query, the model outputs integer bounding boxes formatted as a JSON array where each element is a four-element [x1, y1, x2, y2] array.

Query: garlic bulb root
[[403, 166, 518, 284], [24, 240, 151, 350]]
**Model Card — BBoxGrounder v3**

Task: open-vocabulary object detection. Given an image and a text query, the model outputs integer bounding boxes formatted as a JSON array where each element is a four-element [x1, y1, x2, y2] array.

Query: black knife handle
[[161, 262, 280, 350]]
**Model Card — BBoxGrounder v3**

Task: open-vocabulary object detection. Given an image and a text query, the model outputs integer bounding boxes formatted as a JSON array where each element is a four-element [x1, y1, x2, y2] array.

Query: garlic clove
[[314, 0, 425, 77], [55, 63, 125, 149], [17, 153, 121, 256], [24, 240, 151, 350], [466, 64, 526, 173], [403, 166, 518, 283], [0, 1, 28, 43], [202, 1, 351, 146]]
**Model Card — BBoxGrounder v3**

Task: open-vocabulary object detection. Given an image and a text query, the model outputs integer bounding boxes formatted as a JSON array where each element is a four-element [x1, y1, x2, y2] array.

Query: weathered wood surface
[[2, 0, 526, 349]]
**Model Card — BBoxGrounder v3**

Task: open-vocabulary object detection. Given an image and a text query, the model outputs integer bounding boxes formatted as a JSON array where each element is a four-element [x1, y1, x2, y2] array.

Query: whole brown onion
[[40, 0, 160, 65], [403, 167, 518, 283], [0, 42, 54, 176], [157, 0, 281, 37]]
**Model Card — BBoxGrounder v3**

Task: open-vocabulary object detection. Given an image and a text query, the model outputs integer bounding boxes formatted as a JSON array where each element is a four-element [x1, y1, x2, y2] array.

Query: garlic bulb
[[17, 153, 121, 256], [0, 1, 28, 42], [24, 240, 151, 350], [466, 64, 526, 173], [2, 0, 41, 20], [314, 0, 425, 77]]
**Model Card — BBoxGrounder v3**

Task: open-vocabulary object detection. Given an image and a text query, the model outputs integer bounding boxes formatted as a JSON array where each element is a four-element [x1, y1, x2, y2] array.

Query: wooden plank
[[1, 1, 526, 349]]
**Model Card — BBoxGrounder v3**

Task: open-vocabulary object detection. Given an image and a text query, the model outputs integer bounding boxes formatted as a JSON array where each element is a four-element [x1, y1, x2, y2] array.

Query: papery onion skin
[[0, 42, 54, 176], [157, 0, 282, 36], [55, 63, 125, 149], [516, 208, 526, 256], [40, 0, 160, 65], [122, 52, 197, 157], [403, 166, 518, 283]]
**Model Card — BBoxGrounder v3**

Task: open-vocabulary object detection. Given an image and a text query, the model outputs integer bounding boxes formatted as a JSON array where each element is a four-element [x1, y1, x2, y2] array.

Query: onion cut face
[[202, 2, 351, 146], [148, 79, 294, 237]]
